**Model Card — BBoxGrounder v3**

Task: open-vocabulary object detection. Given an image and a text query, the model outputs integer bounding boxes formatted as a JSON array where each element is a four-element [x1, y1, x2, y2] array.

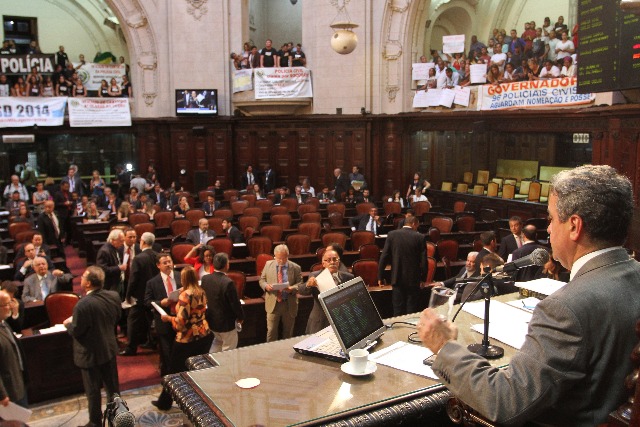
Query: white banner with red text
[[253, 67, 313, 99], [0, 97, 67, 128], [67, 98, 131, 127], [76, 63, 127, 91], [478, 77, 595, 110]]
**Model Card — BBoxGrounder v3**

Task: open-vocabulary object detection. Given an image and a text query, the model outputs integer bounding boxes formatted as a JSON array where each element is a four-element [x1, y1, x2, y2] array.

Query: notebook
[[293, 276, 386, 362]]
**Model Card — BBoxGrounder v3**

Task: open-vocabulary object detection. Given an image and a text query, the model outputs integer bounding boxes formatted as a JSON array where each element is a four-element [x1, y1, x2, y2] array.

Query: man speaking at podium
[[418, 165, 640, 426]]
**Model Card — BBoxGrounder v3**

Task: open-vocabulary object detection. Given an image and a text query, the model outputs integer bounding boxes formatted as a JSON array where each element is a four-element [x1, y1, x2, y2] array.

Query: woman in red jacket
[[183, 244, 216, 278]]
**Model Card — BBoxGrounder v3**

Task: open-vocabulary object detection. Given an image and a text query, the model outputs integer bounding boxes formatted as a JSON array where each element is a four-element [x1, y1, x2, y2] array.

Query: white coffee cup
[[349, 349, 369, 374]]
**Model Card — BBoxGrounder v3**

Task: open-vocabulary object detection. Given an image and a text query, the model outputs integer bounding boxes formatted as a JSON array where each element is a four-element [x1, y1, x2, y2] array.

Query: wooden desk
[[166, 295, 520, 426], [20, 328, 84, 403]]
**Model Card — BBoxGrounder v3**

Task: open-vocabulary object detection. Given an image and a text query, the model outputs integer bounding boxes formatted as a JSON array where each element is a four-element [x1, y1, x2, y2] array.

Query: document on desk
[[370, 341, 438, 379], [515, 278, 566, 296], [0, 402, 32, 423], [38, 324, 68, 334], [471, 321, 529, 349], [462, 300, 533, 324]]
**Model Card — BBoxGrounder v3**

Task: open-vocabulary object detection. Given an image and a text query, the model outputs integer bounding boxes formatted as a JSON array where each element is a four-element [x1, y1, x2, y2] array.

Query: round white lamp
[[330, 21, 359, 54]]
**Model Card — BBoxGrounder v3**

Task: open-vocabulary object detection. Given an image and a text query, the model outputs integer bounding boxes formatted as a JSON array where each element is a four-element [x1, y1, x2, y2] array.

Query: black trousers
[[80, 357, 119, 426], [124, 304, 150, 352]]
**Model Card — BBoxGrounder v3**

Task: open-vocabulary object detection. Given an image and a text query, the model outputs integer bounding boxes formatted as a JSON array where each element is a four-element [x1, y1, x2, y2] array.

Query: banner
[[479, 77, 595, 110], [254, 67, 313, 99], [0, 97, 66, 128], [0, 54, 56, 75], [412, 62, 434, 81], [75, 63, 127, 90], [443, 35, 465, 54], [233, 69, 253, 93], [67, 98, 131, 127]]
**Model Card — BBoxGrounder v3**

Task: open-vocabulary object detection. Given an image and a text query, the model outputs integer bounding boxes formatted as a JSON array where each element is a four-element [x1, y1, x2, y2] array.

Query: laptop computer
[[293, 276, 386, 362]]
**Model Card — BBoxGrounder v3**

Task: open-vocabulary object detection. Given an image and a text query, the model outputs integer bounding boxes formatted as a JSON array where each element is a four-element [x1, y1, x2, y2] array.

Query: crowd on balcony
[[230, 39, 307, 70]]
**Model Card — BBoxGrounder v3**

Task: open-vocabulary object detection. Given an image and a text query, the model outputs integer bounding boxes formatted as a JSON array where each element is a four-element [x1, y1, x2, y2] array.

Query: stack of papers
[[462, 299, 535, 350], [515, 278, 566, 296], [370, 341, 438, 379]]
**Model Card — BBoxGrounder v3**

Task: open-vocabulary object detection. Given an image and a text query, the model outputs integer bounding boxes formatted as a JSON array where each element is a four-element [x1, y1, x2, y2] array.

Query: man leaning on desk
[[418, 165, 640, 426]]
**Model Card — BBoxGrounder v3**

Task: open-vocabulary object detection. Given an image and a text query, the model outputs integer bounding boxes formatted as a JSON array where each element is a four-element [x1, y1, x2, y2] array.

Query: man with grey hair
[[333, 168, 350, 202], [121, 232, 159, 356], [418, 165, 640, 426], [439, 251, 478, 290], [259, 244, 303, 342], [201, 252, 244, 352], [96, 229, 126, 293]]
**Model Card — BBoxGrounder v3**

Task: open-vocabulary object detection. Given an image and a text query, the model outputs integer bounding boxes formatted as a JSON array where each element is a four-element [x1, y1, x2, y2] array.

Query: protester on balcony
[[98, 79, 109, 98], [12, 77, 27, 97], [73, 78, 87, 97], [55, 74, 70, 97], [555, 31, 574, 62], [292, 44, 306, 67], [560, 56, 576, 78]]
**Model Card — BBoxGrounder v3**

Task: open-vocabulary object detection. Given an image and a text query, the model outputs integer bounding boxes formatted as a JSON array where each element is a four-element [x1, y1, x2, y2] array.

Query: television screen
[[175, 89, 218, 115]]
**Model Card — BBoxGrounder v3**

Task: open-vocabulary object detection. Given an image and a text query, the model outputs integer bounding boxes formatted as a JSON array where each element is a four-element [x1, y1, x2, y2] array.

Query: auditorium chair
[[476, 170, 490, 185], [327, 203, 346, 216], [206, 238, 233, 257], [310, 262, 323, 272], [198, 190, 214, 203], [8, 222, 32, 239], [153, 211, 174, 228], [321, 232, 348, 249], [240, 194, 256, 207], [479, 208, 498, 222], [170, 219, 192, 238], [45, 292, 80, 326], [328, 212, 344, 228], [350, 231, 375, 251], [453, 200, 467, 213], [185, 209, 205, 226], [527, 181, 542, 202], [383, 201, 402, 216], [472, 184, 485, 195], [207, 217, 224, 235], [243, 207, 264, 222], [134, 222, 156, 237], [244, 226, 255, 241], [231, 200, 249, 215], [455, 215, 476, 232], [280, 198, 298, 213], [437, 239, 459, 261], [298, 222, 321, 240], [486, 182, 499, 197], [297, 204, 317, 217], [170, 243, 194, 265], [315, 247, 326, 262], [540, 181, 551, 203], [515, 179, 531, 200], [128, 212, 150, 226], [412, 201, 431, 218], [428, 227, 441, 243], [255, 199, 274, 213], [271, 214, 292, 230], [501, 183, 516, 199], [213, 208, 233, 219], [455, 183, 468, 193], [223, 189, 239, 201], [238, 215, 259, 232], [352, 259, 379, 287], [358, 243, 380, 262], [306, 197, 320, 210], [226, 270, 246, 299], [301, 212, 322, 224], [285, 233, 311, 255], [260, 225, 284, 243], [270, 206, 289, 216], [440, 181, 453, 191], [355, 202, 376, 216], [255, 253, 274, 276], [462, 171, 473, 186], [431, 216, 454, 233], [247, 236, 273, 258], [14, 230, 37, 245]]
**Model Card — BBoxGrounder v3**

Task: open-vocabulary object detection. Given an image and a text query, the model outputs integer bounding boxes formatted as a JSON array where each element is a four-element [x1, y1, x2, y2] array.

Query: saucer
[[341, 360, 377, 376]]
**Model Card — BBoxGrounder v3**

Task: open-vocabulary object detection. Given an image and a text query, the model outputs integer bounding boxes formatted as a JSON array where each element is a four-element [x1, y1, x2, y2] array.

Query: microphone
[[495, 248, 549, 273], [108, 394, 136, 427]]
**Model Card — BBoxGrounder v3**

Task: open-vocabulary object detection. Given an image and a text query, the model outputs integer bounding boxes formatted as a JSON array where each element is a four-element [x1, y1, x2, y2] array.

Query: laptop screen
[[320, 277, 385, 352]]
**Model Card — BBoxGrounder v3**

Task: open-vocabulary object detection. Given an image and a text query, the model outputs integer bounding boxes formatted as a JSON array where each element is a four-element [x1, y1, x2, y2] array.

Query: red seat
[[170, 219, 192, 237], [134, 222, 156, 237], [321, 232, 348, 249], [231, 200, 249, 215], [431, 216, 454, 233], [207, 217, 224, 235], [310, 262, 323, 272], [185, 209, 205, 226], [214, 208, 234, 219], [153, 211, 174, 228], [260, 225, 283, 243], [223, 189, 239, 201], [227, 270, 246, 299], [8, 222, 32, 239], [14, 230, 37, 244], [301, 212, 322, 223], [453, 200, 467, 213], [306, 197, 320, 210], [455, 215, 476, 232], [428, 227, 441, 243], [352, 259, 379, 287], [271, 214, 292, 230], [298, 222, 321, 240], [45, 292, 80, 325], [244, 226, 256, 241], [327, 203, 346, 216], [412, 201, 431, 218], [207, 238, 233, 257], [270, 206, 289, 216], [198, 190, 215, 203], [285, 233, 311, 255], [243, 207, 264, 222], [437, 239, 459, 261], [280, 198, 298, 213], [350, 230, 375, 251], [297, 204, 317, 217], [238, 215, 260, 232], [128, 212, 150, 226], [359, 243, 380, 261], [328, 212, 343, 228], [171, 243, 194, 264], [256, 253, 274, 276], [355, 202, 375, 216], [241, 194, 256, 207], [383, 202, 402, 216], [256, 199, 274, 213], [247, 236, 273, 258]]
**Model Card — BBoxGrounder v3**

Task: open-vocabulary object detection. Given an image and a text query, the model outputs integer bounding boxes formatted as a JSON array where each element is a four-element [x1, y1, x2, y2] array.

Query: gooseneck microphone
[[105, 394, 136, 427], [495, 248, 550, 273]]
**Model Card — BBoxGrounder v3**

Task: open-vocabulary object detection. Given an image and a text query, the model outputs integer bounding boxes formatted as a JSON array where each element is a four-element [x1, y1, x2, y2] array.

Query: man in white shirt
[[490, 44, 507, 73]]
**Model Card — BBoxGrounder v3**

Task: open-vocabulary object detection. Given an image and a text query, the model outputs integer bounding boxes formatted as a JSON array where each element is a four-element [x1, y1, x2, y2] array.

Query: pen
[[522, 301, 536, 310]]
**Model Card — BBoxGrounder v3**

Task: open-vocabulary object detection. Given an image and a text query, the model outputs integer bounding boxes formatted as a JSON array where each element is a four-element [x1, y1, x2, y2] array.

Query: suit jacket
[[240, 172, 255, 190], [21, 271, 73, 302], [263, 169, 276, 193], [442, 265, 474, 288], [53, 190, 73, 219], [433, 248, 640, 426], [511, 242, 545, 282], [201, 271, 244, 333], [0, 321, 25, 402], [202, 201, 221, 216], [299, 269, 354, 334], [474, 248, 492, 276], [60, 175, 85, 196], [96, 242, 122, 292], [36, 211, 61, 247], [350, 213, 382, 234], [226, 226, 244, 244], [66, 289, 121, 369], [16, 243, 51, 260], [14, 256, 54, 281], [186, 229, 216, 245], [144, 272, 181, 336], [334, 174, 350, 201], [259, 260, 303, 315], [126, 248, 159, 301], [378, 227, 426, 287], [498, 234, 521, 261]]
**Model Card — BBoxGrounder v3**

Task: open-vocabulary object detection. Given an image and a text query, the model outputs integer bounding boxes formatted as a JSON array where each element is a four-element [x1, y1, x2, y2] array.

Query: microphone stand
[[451, 267, 504, 359]]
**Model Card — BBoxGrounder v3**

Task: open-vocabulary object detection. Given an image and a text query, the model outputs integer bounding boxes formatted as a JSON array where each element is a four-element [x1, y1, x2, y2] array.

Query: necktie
[[368, 217, 373, 232], [277, 265, 284, 302], [125, 247, 132, 282], [516, 235, 522, 248], [41, 276, 49, 299], [210, 203, 214, 212], [332, 273, 341, 285], [1, 321, 23, 370], [166, 275, 174, 293], [249, 174, 253, 185], [201, 232, 205, 244], [69, 179, 74, 192]]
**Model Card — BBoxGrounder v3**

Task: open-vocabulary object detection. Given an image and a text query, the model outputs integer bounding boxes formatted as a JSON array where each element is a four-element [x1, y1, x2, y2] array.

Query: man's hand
[[119, 264, 127, 271], [63, 315, 73, 327], [417, 308, 458, 354], [306, 277, 318, 288], [0, 397, 9, 406], [265, 284, 274, 292]]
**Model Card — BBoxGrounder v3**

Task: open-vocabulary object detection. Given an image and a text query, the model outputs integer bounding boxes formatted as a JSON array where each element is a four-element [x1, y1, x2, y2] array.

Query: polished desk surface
[[176, 294, 522, 426]]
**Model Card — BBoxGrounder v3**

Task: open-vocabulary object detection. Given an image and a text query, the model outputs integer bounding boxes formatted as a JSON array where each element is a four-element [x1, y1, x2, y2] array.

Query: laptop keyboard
[[314, 338, 343, 356]]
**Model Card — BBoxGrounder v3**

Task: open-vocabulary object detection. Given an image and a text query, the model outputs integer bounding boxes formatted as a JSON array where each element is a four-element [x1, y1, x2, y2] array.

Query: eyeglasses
[[323, 257, 340, 263], [0, 302, 11, 307]]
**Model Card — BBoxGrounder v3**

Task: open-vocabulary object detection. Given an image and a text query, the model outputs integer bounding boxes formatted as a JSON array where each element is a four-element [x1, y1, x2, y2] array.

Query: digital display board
[[577, 0, 640, 93]]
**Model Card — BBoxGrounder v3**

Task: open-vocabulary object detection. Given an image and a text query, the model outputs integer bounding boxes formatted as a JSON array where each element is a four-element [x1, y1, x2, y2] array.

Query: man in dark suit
[[510, 224, 545, 282], [222, 217, 244, 243], [97, 187, 120, 210], [377, 216, 427, 315], [418, 165, 640, 426], [474, 230, 498, 276], [37, 200, 63, 251], [201, 252, 244, 352], [60, 166, 84, 196], [240, 165, 255, 190], [14, 243, 55, 281], [262, 164, 276, 194], [0, 289, 26, 407], [333, 168, 350, 202], [144, 253, 180, 390], [186, 218, 216, 245], [96, 229, 126, 293], [355, 188, 373, 203], [202, 194, 220, 216], [149, 183, 164, 204], [299, 248, 354, 334], [349, 207, 383, 235], [64, 266, 121, 427], [53, 181, 74, 243], [121, 232, 159, 356], [16, 232, 51, 259], [498, 216, 524, 261]]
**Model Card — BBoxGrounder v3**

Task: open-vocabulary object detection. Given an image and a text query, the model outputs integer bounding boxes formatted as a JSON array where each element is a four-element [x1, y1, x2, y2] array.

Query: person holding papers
[[259, 244, 303, 342], [418, 165, 640, 426], [299, 248, 354, 334], [0, 289, 26, 408]]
